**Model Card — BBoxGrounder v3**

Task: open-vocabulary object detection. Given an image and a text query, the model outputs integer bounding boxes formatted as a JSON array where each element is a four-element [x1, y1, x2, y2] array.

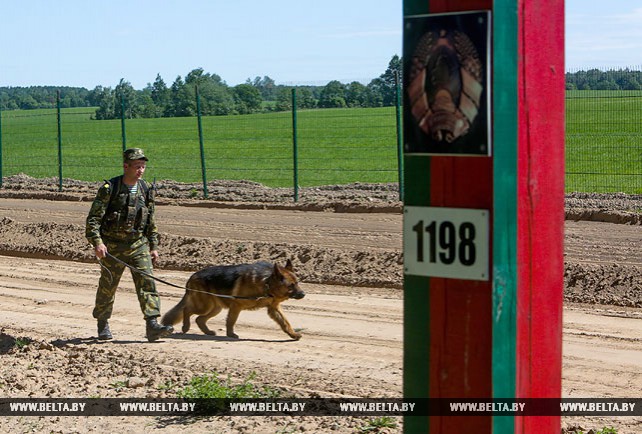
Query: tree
[[166, 76, 192, 117], [233, 84, 263, 114], [135, 93, 158, 118], [585, 69, 603, 89], [150, 74, 170, 115], [250, 76, 277, 101], [345, 81, 368, 107], [594, 79, 618, 90], [275, 87, 292, 111], [87, 86, 105, 107], [94, 87, 116, 120], [376, 54, 402, 106], [296, 87, 316, 109], [318, 80, 347, 108], [17, 94, 39, 110], [114, 79, 137, 119], [0, 91, 9, 110], [185, 68, 234, 116], [366, 78, 385, 107], [614, 69, 641, 90]]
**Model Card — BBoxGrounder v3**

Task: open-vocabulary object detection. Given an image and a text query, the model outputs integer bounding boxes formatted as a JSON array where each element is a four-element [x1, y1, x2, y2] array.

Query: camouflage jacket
[[85, 176, 159, 250]]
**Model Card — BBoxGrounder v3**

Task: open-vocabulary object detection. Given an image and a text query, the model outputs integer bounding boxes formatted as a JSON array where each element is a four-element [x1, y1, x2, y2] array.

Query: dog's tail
[[161, 295, 186, 327]]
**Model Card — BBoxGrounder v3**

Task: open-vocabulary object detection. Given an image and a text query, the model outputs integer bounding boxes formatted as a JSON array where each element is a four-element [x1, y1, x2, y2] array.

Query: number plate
[[404, 206, 489, 281]]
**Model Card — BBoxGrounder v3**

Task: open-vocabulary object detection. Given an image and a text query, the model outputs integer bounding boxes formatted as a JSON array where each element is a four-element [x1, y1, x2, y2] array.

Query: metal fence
[[0, 88, 404, 200], [564, 66, 642, 193], [565, 91, 642, 193], [0, 80, 641, 196]]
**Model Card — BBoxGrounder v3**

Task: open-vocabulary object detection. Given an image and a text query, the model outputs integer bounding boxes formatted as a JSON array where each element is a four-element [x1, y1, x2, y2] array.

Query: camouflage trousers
[[93, 237, 161, 321]]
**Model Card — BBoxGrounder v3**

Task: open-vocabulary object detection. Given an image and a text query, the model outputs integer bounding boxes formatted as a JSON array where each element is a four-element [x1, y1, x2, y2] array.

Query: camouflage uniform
[[86, 151, 161, 321]]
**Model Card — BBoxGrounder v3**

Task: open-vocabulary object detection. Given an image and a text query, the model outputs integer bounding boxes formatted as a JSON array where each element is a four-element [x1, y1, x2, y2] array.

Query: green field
[[1, 97, 641, 193], [0, 107, 400, 188], [565, 90, 642, 193]]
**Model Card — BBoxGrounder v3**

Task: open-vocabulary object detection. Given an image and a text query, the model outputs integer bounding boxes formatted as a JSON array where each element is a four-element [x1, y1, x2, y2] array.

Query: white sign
[[404, 206, 489, 281]]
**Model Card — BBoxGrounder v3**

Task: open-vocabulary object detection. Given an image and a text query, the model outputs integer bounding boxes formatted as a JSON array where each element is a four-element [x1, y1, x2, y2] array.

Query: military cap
[[123, 148, 149, 162]]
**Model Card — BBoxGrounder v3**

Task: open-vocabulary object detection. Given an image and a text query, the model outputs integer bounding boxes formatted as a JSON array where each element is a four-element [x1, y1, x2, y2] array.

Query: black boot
[[146, 317, 173, 342], [97, 320, 112, 340]]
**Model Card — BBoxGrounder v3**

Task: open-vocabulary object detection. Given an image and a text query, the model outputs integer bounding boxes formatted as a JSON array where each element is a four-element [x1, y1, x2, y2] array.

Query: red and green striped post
[[402, 1, 565, 433]]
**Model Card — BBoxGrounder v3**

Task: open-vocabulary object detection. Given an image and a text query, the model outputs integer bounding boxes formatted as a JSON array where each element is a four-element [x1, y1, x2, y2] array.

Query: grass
[[567, 428, 618, 434], [13, 337, 31, 349], [109, 380, 127, 392], [357, 416, 398, 432], [173, 371, 285, 419], [565, 90, 642, 193], [0, 107, 399, 188], [175, 371, 282, 399], [1, 97, 640, 192]]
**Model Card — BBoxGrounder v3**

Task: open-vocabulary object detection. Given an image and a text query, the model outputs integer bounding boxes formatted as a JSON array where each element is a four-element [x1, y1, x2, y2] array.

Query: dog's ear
[[284, 259, 293, 271], [273, 262, 283, 278]]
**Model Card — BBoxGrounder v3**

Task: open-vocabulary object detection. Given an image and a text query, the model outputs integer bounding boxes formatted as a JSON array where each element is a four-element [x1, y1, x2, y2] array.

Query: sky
[[565, 0, 642, 71], [1, 0, 641, 90]]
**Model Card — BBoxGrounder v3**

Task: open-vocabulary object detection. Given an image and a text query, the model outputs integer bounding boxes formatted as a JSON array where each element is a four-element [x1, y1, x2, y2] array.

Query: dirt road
[[0, 194, 640, 433]]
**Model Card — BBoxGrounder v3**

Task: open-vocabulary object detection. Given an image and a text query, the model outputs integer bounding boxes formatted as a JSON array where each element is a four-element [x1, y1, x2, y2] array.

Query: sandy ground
[[0, 176, 640, 433]]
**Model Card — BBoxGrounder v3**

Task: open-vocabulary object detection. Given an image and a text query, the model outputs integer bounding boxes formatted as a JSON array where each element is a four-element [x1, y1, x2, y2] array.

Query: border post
[[402, 1, 564, 433]]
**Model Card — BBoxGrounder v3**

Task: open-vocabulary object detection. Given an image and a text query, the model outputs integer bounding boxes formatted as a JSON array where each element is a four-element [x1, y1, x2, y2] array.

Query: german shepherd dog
[[161, 260, 305, 340]]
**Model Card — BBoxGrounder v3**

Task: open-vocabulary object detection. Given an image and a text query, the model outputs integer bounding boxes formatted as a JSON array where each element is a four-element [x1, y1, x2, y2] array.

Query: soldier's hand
[[95, 244, 107, 259], [150, 250, 159, 263]]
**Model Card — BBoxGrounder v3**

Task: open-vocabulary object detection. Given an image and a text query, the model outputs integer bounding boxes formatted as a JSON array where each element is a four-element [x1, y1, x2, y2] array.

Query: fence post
[[56, 90, 63, 192], [395, 72, 404, 201], [120, 93, 127, 151], [196, 85, 209, 198], [291, 88, 299, 202], [0, 106, 3, 188]]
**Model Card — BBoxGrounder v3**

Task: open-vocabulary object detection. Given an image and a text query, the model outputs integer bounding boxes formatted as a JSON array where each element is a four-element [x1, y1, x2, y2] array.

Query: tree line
[[565, 68, 642, 90], [2, 63, 641, 116], [0, 56, 402, 119]]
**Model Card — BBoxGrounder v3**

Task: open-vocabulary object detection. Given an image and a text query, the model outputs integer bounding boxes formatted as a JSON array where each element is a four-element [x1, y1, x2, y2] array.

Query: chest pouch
[[124, 192, 148, 233], [103, 187, 148, 234], [133, 194, 149, 231]]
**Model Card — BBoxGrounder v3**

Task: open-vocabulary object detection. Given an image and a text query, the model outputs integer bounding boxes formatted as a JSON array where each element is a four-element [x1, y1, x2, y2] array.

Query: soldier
[[86, 148, 173, 342]]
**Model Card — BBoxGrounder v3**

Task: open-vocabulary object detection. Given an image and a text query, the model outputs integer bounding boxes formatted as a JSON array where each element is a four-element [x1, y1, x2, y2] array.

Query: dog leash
[[98, 252, 272, 301]]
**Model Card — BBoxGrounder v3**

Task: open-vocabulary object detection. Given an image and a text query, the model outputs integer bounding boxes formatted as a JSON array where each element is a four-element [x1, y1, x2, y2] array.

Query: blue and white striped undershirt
[[126, 183, 138, 195]]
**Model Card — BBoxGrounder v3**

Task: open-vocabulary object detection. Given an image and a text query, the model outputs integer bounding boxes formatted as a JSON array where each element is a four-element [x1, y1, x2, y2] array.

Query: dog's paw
[[227, 332, 239, 339], [290, 332, 302, 340], [204, 330, 217, 336]]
